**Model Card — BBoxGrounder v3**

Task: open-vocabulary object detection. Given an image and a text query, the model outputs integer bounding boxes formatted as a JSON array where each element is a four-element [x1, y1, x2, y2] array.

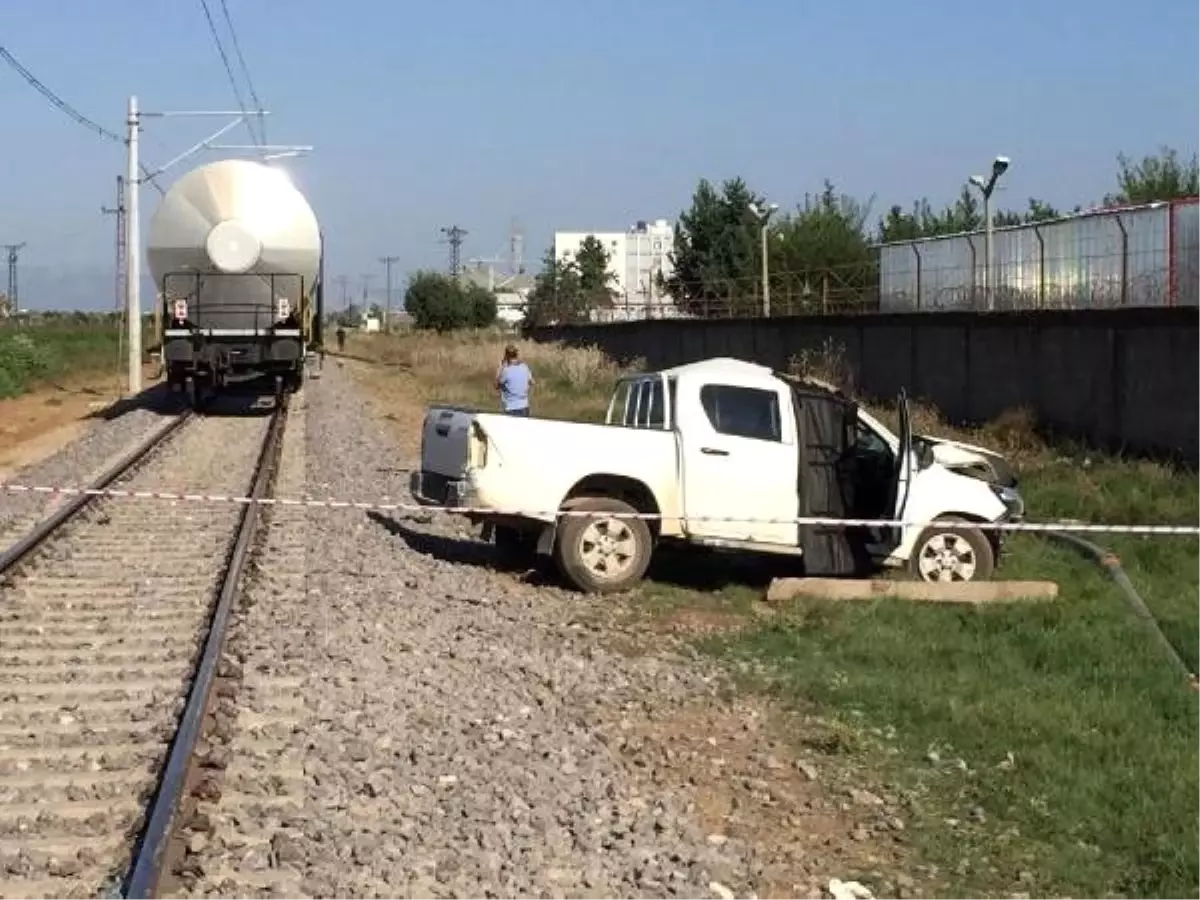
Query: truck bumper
[[409, 470, 476, 509]]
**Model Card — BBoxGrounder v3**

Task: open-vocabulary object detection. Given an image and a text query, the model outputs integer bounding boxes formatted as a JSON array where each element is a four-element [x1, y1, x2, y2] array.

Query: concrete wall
[[529, 307, 1200, 464]]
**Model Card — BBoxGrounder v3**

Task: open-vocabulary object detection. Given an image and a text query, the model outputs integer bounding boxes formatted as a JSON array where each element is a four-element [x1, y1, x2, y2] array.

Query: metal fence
[[574, 198, 1198, 321], [879, 198, 1198, 312]]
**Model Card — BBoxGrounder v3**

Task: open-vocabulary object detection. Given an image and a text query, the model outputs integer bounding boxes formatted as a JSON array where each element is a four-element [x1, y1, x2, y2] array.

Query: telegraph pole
[[334, 275, 350, 310], [378, 255, 399, 332], [101, 176, 127, 382], [2, 243, 25, 311], [440, 225, 468, 278]]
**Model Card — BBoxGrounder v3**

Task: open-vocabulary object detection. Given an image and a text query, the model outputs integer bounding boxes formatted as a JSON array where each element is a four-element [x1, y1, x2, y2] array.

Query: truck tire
[[553, 497, 653, 594], [907, 517, 995, 582]]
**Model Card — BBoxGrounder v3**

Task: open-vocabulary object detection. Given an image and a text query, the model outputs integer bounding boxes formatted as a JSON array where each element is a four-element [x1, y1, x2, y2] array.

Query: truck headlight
[[991, 484, 1025, 520]]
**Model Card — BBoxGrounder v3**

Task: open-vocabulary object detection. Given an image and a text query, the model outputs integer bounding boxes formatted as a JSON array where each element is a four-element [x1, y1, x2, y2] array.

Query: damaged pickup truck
[[410, 357, 1025, 593]]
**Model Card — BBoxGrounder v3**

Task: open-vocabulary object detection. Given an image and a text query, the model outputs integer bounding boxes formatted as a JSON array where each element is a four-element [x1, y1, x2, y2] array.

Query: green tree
[[665, 177, 766, 316], [770, 180, 876, 313], [879, 193, 1064, 241], [462, 281, 498, 328], [573, 234, 619, 310], [1106, 146, 1199, 205], [404, 270, 498, 332], [523, 247, 587, 328]]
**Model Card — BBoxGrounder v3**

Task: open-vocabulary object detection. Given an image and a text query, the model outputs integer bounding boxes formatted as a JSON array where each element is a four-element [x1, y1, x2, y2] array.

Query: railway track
[[0, 390, 288, 900]]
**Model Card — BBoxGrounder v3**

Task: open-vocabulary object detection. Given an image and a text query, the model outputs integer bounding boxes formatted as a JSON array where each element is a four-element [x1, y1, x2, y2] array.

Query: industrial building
[[554, 219, 676, 320], [878, 198, 1198, 312]]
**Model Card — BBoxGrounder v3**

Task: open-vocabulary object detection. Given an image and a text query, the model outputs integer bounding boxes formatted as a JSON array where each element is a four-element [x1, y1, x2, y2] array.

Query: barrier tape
[[2, 482, 1198, 536]]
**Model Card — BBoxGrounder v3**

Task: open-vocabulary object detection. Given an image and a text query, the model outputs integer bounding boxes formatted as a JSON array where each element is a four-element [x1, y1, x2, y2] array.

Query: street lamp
[[967, 155, 1011, 311], [748, 201, 779, 317]]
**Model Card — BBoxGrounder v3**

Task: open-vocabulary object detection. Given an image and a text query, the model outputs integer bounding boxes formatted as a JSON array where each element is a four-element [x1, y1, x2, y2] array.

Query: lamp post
[[967, 155, 1011, 311], [748, 201, 779, 317]]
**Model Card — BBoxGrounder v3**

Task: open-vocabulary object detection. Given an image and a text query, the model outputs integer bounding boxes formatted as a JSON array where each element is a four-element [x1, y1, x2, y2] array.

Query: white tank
[[147, 159, 321, 332]]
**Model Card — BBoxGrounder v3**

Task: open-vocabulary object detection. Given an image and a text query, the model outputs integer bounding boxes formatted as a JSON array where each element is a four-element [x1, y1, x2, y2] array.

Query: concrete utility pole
[[748, 201, 778, 317], [967, 155, 1011, 311], [2, 242, 25, 311], [125, 95, 142, 394], [378, 255, 399, 332]]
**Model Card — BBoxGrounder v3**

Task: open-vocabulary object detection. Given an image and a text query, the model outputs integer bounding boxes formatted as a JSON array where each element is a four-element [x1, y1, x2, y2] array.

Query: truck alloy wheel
[[908, 519, 995, 583], [554, 497, 653, 594]]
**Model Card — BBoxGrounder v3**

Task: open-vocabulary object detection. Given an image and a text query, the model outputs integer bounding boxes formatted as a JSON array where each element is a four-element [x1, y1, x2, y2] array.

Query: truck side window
[[610, 381, 632, 425], [625, 382, 644, 427], [700, 384, 782, 442], [643, 379, 664, 428]]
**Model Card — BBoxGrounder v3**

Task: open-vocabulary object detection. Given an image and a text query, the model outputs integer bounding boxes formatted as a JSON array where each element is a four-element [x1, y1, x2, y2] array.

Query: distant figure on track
[[335, 324, 346, 353], [496, 344, 534, 416]]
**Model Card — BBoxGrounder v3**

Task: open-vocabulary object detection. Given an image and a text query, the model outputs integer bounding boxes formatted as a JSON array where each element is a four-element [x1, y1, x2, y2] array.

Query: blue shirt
[[498, 361, 532, 411]]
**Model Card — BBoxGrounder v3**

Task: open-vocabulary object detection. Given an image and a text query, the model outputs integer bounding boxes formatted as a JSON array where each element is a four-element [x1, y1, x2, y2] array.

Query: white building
[[554, 218, 675, 320]]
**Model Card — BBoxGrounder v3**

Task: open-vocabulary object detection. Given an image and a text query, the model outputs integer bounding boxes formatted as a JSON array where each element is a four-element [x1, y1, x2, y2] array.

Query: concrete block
[[765, 577, 1060, 604]]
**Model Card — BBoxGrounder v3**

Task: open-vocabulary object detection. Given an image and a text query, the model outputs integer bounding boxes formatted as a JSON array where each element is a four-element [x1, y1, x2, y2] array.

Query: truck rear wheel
[[553, 497, 653, 594]]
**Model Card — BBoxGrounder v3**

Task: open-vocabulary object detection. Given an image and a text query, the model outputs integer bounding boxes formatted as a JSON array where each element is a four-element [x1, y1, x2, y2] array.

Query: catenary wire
[[217, 0, 268, 147], [0, 45, 165, 196]]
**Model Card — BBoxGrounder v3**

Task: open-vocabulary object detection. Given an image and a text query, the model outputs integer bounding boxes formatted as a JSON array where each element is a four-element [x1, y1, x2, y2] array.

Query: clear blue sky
[[2, 0, 1197, 309]]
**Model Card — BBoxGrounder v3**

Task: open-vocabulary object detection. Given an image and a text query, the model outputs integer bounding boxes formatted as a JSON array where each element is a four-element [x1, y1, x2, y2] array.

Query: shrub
[[404, 271, 497, 332]]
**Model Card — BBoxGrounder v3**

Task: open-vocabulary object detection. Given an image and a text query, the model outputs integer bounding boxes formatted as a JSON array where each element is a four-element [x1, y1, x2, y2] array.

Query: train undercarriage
[[163, 329, 307, 408]]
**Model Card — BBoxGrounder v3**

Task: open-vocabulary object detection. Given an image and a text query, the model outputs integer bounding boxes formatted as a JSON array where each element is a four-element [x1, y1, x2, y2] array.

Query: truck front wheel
[[554, 497, 653, 594], [907, 518, 995, 582]]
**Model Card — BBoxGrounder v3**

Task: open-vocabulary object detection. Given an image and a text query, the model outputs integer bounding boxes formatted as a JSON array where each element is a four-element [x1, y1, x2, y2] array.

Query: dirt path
[[0, 366, 161, 482]]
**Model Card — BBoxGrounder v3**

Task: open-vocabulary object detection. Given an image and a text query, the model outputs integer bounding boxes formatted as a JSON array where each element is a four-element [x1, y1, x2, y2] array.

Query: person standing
[[496, 344, 534, 416]]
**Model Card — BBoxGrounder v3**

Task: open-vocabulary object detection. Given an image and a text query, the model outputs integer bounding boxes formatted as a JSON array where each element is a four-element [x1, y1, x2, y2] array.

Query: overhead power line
[[217, 0, 267, 146], [0, 44, 164, 195], [197, 0, 261, 147], [0, 45, 121, 143]]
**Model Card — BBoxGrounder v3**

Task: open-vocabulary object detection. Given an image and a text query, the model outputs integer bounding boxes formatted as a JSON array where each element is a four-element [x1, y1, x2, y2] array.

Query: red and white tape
[[2, 482, 1198, 536]]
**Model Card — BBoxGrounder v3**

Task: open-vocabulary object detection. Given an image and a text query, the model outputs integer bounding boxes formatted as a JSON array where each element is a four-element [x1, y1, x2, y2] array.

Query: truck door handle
[[700, 447, 729, 456]]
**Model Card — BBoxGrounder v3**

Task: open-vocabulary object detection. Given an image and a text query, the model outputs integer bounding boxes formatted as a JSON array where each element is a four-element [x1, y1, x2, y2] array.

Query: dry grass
[[346, 327, 638, 420]]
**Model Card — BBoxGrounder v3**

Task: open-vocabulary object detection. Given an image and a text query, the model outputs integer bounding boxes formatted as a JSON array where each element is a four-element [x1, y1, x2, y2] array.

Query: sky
[[1, 0, 1197, 310]]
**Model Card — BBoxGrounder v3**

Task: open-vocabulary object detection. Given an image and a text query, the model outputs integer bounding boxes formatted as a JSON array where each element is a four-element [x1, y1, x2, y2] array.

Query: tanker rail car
[[147, 159, 325, 405]]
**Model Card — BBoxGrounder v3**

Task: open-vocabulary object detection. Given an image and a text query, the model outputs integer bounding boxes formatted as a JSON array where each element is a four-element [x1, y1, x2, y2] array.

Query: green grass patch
[[0, 318, 123, 399], [643, 479, 1197, 898]]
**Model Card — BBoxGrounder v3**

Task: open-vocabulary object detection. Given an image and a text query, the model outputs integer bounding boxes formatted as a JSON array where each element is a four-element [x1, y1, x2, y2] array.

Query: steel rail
[[124, 392, 290, 898], [0, 410, 193, 575]]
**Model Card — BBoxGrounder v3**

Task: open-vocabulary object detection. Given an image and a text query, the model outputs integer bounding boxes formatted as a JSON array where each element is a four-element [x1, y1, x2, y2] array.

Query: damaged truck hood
[[920, 435, 1018, 487]]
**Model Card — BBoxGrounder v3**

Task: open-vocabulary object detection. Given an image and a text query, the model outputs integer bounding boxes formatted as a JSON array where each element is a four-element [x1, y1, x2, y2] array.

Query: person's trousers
[[505, 407, 530, 416]]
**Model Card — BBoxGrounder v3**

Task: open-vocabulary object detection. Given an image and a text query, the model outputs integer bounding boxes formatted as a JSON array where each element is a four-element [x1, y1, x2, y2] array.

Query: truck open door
[[884, 388, 915, 552]]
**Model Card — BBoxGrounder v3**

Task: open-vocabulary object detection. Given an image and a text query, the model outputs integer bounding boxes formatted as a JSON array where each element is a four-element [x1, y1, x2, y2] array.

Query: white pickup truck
[[410, 357, 1025, 593]]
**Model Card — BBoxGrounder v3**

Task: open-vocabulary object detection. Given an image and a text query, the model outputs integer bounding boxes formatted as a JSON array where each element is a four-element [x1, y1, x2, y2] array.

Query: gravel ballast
[[165, 366, 903, 899], [0, 386, 180, 548]]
